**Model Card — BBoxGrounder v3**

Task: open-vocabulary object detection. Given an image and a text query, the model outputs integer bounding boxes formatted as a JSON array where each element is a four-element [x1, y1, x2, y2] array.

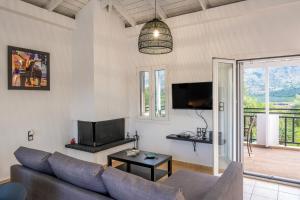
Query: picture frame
[[8, 46, 50, 90]]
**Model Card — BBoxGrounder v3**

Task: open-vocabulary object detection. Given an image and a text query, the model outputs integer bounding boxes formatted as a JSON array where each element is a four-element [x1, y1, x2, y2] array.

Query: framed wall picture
[[8, 46, 50, 90]]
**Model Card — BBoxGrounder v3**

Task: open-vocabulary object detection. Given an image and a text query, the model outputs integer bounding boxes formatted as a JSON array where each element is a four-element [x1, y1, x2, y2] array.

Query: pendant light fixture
[[138, 0, 173, 54]]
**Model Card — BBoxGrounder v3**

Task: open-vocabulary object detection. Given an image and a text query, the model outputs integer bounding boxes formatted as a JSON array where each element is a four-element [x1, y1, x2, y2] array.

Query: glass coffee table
[[107, 149, 172, 182]]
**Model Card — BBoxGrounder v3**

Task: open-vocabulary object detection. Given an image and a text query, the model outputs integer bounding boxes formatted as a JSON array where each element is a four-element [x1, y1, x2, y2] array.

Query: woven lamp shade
[[138, 18, 173, 55]]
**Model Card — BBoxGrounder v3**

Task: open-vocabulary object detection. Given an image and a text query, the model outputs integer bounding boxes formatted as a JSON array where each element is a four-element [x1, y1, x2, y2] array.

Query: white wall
[[71, 0, 96, 122], [127, 0, 300, 167], [71, 0, 130, 122], [0, 1, 73, 180], [71, 0, 130, 139], [93, 1, 129, 121]]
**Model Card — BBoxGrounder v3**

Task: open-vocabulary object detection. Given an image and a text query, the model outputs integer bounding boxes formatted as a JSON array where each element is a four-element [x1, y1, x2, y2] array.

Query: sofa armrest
[[202, 162, 243, 200]]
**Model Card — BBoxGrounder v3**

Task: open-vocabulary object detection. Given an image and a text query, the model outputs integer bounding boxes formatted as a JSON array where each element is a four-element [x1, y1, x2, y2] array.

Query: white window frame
[[137, 67, 151, 120], [137, 65, 169, 121]]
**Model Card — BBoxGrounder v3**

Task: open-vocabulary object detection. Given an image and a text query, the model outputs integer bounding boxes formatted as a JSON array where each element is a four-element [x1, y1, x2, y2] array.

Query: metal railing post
[[292, 117, 295, 144], [285, 118, 287, 146]]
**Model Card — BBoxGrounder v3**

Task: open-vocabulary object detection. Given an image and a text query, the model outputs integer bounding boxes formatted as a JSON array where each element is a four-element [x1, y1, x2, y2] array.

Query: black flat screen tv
[[172, 82, 212, 110]]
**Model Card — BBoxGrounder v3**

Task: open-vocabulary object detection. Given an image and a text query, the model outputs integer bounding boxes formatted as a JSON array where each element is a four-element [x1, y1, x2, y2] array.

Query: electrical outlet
[[197, 127, 201, 136], [28, 130, 34, 141], [219, 102, 224, 111]]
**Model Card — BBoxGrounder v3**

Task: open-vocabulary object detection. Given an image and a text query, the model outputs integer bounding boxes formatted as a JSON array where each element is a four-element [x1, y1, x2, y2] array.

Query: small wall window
[[138, 67, 168, 120], [155, 69, 166, 118], [139, 71, 150, 117]]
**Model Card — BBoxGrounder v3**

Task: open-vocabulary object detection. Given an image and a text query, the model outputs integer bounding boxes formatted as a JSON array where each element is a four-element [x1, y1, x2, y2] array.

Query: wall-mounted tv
[[172, 82, 212, 110]]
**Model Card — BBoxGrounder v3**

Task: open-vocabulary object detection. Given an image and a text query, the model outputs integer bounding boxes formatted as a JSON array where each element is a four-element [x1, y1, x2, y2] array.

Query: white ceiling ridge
[[0, 0, 75, 30], [125, 0, 300, 37], [102, 0, 136, 27]]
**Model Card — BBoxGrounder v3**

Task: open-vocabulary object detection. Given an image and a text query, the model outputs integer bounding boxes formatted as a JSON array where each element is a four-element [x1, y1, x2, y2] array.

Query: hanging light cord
[[155, 0, 157, 19]]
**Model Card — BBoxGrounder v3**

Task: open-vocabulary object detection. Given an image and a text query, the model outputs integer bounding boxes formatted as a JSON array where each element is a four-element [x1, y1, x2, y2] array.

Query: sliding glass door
[[213, 58, 238, 175], [239, 56, 300, 182]]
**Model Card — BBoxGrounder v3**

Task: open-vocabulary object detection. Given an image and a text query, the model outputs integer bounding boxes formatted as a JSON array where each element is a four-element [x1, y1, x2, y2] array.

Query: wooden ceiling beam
[[198, 0, 208, 10], [45, 0, 63, 11], [112, 0, 136, 27]]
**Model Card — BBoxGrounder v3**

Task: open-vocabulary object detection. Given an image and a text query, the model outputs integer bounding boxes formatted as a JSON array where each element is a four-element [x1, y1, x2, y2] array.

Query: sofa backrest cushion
[[14, 146, 53, 175], [202, 162, 243, 200], [48, 152, 107, 194], [102, 167, 186, 200]]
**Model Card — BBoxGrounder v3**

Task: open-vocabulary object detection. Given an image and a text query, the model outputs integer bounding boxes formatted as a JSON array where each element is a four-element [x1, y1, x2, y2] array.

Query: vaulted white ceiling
[[21, 0, 89, 18], [21, 0, 245, 26]]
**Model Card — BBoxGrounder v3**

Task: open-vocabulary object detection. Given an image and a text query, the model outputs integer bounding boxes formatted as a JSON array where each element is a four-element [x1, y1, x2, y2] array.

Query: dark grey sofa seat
[[163, 162, 243, 200], [11, 165, 113, 200]]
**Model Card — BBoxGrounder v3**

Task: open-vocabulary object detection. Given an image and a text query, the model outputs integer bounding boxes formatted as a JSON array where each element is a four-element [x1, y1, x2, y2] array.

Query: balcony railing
[[244, 108, 300, 146]]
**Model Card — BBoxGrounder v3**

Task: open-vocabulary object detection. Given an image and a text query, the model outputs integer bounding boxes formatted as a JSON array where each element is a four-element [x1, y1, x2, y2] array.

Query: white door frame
[[213, 58, 237, 175], [237, 62, 244, 163]]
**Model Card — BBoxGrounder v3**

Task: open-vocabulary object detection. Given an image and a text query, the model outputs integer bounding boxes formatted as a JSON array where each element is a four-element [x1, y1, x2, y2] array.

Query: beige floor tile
[[243, 177, 300, 200], [244, 177, 256, 186], [279, 185, 300, 195], [255, 180, 278, 191], [278, 192, 300, 200], [251, 194, 274, 200], [244, 192, 252, 200], [244, 184, 255, 193], [253, 187, 278, 199]]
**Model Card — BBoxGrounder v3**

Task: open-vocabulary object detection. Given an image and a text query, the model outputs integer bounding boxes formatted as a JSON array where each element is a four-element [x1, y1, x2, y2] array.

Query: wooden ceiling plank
[[45, 0, 64, 11], [54, 4, 76, 18], [75, 0, 89, 4], [64, 0, 86, 8], [121, 0, 141, 7], [161, 0, 192, 12], [145, 0, 167, 19], [112, 0, 136, 26], [125, 1, 146, 11], [61, 1, 81, 11]]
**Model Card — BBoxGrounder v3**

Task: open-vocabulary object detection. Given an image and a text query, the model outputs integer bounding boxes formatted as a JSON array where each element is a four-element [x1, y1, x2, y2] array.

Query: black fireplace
[[78, 118, 125, 147]]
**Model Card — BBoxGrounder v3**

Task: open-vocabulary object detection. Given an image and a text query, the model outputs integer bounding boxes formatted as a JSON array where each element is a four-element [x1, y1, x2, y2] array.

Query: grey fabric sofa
[[11, 147, 243, 200]]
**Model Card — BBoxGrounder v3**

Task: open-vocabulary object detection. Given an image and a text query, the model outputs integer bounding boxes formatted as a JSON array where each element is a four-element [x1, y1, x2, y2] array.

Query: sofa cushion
[[11, 165, 113, 200], [14, 146, 53, 175], [163, 170, 218, 200], [48, 152, 107, 194], [102, 167, 185, 200]]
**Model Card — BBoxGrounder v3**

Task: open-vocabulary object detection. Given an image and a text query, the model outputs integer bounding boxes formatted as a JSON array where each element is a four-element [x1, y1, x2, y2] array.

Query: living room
[[1, 0, 300, 200]]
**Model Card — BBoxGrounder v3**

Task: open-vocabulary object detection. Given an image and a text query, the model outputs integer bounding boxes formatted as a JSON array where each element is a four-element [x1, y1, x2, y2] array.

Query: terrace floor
[[244, 177, 300, 200], [244, 145, 300, 180]]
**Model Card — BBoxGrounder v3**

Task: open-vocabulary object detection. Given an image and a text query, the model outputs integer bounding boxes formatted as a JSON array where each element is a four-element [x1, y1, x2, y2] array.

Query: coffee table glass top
[[108, 149, 172, 167]]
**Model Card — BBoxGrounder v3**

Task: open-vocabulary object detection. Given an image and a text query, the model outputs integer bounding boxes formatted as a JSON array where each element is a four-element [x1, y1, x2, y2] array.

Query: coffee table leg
[[126, 163, 131, 172], [151, 167, 155, 181], [107, 157, 112, 167], [168, 159, 172, 177]]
